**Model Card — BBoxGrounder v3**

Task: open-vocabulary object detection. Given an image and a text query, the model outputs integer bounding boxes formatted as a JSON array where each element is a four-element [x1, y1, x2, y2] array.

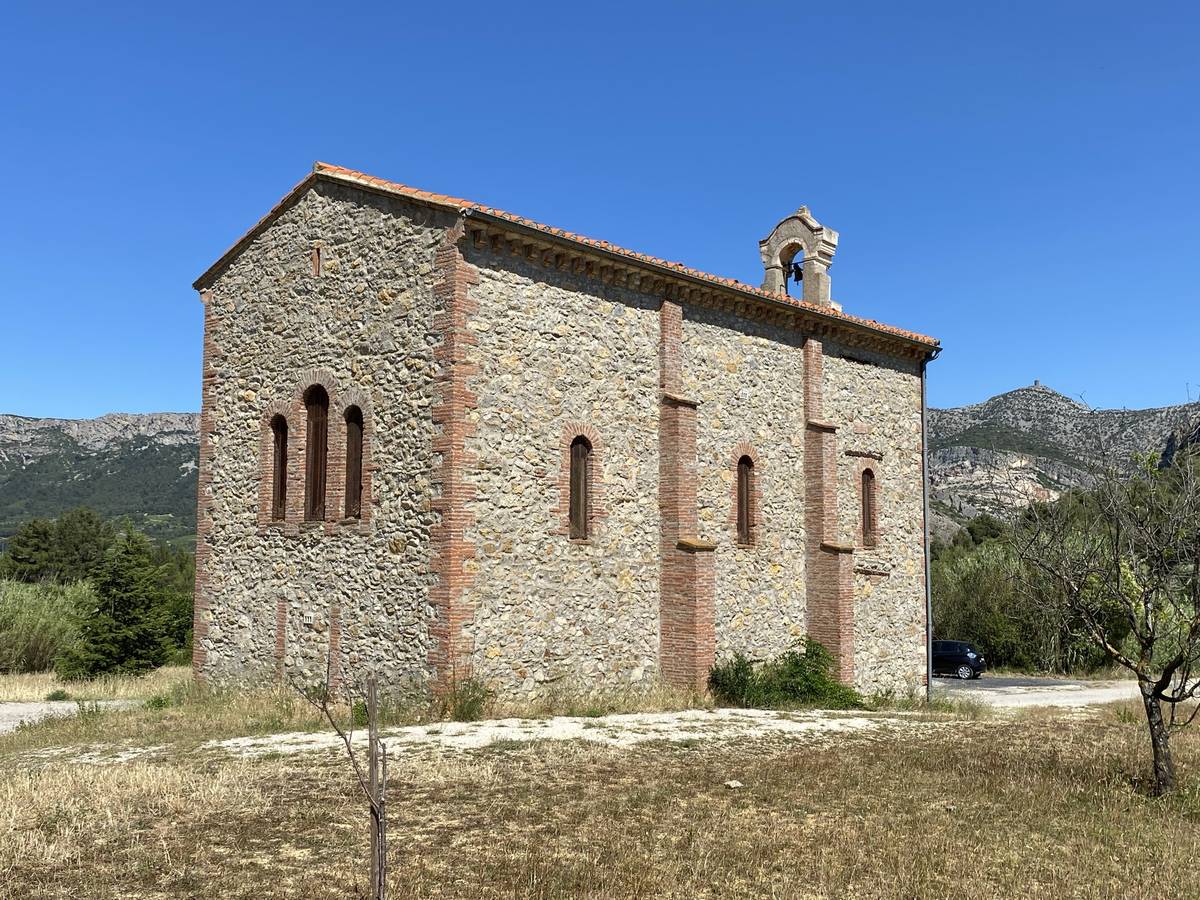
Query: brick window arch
[[736, 455, 754, 545], [344, 405, 364, 519], [555, 423, 606, 540], [270, 415, 288, 521], [304, 385, 329, 521], [861, 467, 878, 549], [729, 441, 762, 547], [569, 436, 592, 540]]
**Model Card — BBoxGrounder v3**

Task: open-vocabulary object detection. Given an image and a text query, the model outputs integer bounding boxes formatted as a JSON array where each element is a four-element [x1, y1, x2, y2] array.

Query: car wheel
[[956, 664, 974, 680]]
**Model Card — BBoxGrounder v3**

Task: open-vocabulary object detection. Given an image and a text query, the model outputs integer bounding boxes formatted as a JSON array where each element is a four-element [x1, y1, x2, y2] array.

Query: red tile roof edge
[[194, 162, 940, 352]]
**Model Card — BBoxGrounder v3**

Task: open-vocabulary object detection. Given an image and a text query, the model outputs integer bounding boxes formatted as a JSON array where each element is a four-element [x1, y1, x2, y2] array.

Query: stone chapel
[[191, 162, 941, 697]]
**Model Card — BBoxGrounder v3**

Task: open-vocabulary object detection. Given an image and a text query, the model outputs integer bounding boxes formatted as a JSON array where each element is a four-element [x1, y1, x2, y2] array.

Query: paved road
[[933, 673, 1141, 708]]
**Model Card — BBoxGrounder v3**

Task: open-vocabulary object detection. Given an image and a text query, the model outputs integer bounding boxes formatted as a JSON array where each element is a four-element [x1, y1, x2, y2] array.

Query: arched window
[[737, 455, 754, 545], [304, 385, 329, 521], [270, 415, 288, 521], [344, 405, 364, 519], [861, 468, 878, 549], [569, 436, 591, 540]]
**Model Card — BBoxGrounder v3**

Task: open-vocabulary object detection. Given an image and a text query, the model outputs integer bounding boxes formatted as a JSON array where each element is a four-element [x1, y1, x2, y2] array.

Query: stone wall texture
[[461, 248, 662, 696], [196, 179, 931, 700], [682, 305, 809, 661], [195, 182, 454, 692], [823, 342, 927, 695]]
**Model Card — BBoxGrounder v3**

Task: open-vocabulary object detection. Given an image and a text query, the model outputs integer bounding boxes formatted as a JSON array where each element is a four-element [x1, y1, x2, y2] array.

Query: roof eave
[[191, 165, 940, 360], [462, 207, 940, 359]]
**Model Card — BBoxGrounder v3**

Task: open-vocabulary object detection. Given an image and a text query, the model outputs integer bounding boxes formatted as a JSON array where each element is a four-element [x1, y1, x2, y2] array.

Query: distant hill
[[0, 412, 200, 547], [927, 383, 1200, 541], [4, 385, 1198, 552]]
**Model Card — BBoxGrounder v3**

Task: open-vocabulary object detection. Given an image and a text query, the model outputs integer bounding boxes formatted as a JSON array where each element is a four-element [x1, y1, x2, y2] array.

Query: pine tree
[[55, 531, 174, 679], [51, 508, 115, 582], [0, 519, 56, 581], [0, 507, 114, 583]]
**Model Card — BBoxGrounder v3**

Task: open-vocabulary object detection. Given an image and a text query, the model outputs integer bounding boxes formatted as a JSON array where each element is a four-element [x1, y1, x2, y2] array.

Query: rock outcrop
[[928, 383, 1200, 525], [0, 412, 200, 544]]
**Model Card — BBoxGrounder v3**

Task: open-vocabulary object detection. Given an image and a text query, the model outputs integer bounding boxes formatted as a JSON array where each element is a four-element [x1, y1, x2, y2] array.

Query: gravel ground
[[934, 674, 1141, 708], [0, 701, 82, 735], [205, 707, 935, 759], [0, 699, 134, 735]]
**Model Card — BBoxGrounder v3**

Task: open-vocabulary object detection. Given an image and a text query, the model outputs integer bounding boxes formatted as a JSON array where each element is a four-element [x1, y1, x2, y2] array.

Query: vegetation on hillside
[[0, 435, 197, 548], [931, 422, 1086, 469]]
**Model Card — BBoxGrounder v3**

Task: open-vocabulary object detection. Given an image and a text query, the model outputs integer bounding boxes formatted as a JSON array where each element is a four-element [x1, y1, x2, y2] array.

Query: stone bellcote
[[758, 207, 839, 306]]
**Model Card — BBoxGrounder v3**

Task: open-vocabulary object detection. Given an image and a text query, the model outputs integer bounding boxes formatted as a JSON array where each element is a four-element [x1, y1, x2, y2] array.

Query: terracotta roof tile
[[198, 162, 939, 351]]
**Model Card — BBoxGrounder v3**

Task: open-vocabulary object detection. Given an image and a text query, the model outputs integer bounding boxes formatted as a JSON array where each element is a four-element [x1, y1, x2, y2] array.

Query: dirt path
[[934, 675, 1141, 708], [0, 700, 134, 735], [205, 707, 946, 760], [0, 701, 80, 735]]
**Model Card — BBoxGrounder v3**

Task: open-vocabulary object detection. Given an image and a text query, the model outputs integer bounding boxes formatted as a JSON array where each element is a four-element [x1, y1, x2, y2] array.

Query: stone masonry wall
[[823, 342, 927, 696], [460, 247, 662, 697], [196, 178, 931, 701], [195, 182, 453, 693], [681, 305, 809, 661]]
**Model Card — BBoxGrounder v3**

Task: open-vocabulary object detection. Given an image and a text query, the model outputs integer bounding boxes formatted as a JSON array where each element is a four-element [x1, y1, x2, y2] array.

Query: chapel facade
[[191, 163, 941, 698]]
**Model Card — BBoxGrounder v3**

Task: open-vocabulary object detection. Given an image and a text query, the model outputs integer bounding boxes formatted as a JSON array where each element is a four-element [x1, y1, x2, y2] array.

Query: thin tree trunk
[[368, 677, 383, 899], [1140, 683, 1176, 795]]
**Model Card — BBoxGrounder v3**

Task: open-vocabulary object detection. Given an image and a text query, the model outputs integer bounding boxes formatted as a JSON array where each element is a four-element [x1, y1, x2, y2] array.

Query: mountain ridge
[[927, 382, 1200, 541], [2, 384, 1198, 550], [0, 411, 200, 546]]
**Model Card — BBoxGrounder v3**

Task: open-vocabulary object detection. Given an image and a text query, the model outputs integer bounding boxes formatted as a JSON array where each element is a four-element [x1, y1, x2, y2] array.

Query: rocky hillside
[[928, 383, 1200, 538], [3, 385, 1197, 551], [0, 412, 200, 546]]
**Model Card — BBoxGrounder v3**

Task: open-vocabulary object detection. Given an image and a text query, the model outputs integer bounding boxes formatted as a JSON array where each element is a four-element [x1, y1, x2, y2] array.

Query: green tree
[[0, 519, 56, 581], [50, 508, 116, 582], [0, 507, 114, 582], [149, 540, 194, 649], [1014, 455, 1200, 795], [55, 531, 175, 679]]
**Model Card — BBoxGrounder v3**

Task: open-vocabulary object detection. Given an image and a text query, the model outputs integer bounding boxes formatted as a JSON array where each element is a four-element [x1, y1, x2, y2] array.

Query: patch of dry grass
[[0, 682, 412, 757], [0, 666, 191, 703], [2, 705, 1199, 898], [0, 675, 715, 758], [487, 678, 712, 719]]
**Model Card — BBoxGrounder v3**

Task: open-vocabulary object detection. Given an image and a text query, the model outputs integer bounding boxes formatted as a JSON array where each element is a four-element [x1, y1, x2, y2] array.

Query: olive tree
[[1013, 455, 1200, 795]]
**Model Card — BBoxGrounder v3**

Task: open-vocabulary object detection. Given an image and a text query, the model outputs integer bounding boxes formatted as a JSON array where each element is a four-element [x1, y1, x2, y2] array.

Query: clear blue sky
[[2, 1, 1197, 417]]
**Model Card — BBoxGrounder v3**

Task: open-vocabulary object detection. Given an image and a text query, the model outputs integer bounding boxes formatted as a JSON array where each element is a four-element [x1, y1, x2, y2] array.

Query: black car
[[932, 640, 987, 679]]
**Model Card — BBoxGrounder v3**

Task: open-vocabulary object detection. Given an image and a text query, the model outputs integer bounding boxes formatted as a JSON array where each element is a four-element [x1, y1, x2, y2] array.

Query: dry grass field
[[1, 674, 1198, 899]]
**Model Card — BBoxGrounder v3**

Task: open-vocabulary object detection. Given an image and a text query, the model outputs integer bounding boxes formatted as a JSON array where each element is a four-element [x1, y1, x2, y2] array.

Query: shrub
[[708, 639, 864, 710], [45, 689, 70, 702], [0, 580, 94, 673], [442, 677, 490, 722]]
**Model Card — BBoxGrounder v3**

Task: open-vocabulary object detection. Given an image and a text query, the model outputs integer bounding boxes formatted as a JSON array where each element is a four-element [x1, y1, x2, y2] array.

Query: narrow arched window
[[304, 385, 329, 521], [737, 455, 754, 545], [569, 436, 591, 540], [344, 405, 364, 519], [861, 468, 878, 549], [270, 415, 288, 521]]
